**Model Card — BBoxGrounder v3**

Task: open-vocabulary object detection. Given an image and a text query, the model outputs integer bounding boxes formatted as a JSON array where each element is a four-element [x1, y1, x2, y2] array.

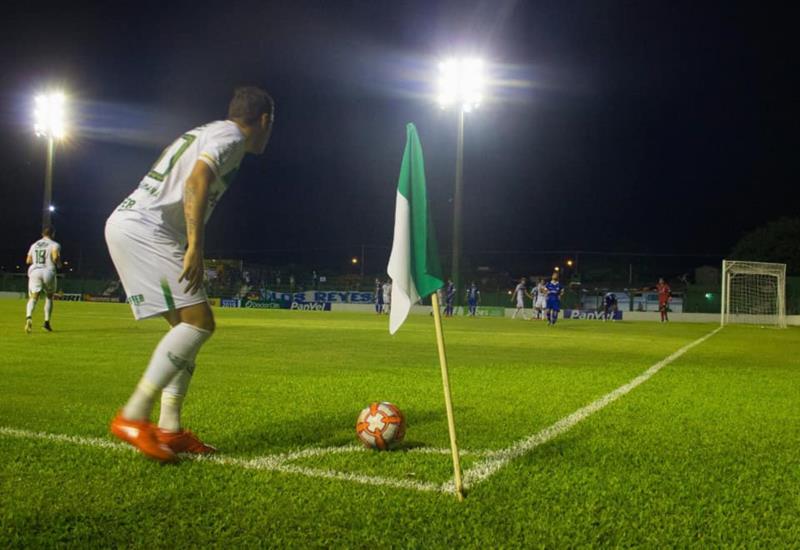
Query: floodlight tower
[[33, 92, 66, 231], [437, 58, 484, 306]]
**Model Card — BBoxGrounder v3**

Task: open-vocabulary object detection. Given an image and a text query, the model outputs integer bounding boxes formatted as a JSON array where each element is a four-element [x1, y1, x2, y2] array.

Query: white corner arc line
[[461, 327, 722, 489]]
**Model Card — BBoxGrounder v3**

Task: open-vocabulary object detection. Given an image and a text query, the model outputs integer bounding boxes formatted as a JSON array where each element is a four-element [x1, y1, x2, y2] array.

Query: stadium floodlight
[[351, 257, 359, 265], [34, 92, 67, 139], [436, 57, 485, 307], [437, 58, 484, 112], [566, 259, 574, 267], [33, 91, 67, 231]]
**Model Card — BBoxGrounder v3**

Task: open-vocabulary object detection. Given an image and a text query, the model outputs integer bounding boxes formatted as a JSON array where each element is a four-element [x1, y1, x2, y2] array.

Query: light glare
[[33, 91, 67, 138], [437, 58, 485, 112]]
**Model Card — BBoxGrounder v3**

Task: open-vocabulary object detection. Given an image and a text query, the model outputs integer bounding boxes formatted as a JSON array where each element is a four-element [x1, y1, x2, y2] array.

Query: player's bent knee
[[177, 302, 216, 334]]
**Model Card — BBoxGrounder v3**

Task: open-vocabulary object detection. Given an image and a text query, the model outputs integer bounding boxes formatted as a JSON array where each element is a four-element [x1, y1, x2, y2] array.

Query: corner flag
[[387, 123, 444, 334], [387, 123, 464, 500]]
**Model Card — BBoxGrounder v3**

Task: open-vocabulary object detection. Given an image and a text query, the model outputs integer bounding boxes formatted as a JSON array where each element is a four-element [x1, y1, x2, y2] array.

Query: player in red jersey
[[656, 277, 671, 322]]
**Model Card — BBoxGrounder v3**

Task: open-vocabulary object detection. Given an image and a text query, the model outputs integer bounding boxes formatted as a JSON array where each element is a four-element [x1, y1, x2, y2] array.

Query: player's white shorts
[[535, 296, 547, 309], [28, 268, 56, 295], [105, 219, 208, 320], [516, 296, 524, 308]]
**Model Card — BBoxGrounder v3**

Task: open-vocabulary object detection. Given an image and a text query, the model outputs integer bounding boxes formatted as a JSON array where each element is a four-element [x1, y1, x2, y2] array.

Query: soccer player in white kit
[[106, 87, 274, 462], [511, 277, 528, 319], [382, 280, 392, 315], [25, 226, 62, 333], [533, 278, 548, 320]]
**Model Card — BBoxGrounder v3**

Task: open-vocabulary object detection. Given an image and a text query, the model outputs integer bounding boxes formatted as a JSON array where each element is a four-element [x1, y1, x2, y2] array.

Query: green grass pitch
[[1, 300, 798, 546]]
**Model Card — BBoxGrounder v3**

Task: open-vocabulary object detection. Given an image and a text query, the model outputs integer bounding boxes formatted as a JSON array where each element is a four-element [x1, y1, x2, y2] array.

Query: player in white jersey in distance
[[532, 278, 548, 320], [105, 86, 274, 462], [24, 226, 62, 333], [382, 279, 392, 315], [511, 277, 528, 320]]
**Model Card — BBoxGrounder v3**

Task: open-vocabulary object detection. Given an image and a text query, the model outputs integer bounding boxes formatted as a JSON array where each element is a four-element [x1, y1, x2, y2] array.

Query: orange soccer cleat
[[110, 412, 177, 463], [156, 429, 217, 455]]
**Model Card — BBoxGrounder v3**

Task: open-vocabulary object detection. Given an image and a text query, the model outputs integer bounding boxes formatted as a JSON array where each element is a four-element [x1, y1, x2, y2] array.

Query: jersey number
[[35, 249, 47, 265], [147, 134, 197, 182]]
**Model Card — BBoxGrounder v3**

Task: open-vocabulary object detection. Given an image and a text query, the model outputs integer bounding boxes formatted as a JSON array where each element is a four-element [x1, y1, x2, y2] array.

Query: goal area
[[720, 260, 787, 328]]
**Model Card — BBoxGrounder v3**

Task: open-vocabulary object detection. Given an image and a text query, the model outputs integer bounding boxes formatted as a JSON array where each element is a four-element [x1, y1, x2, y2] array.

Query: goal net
[[721, 260, 787, 328]]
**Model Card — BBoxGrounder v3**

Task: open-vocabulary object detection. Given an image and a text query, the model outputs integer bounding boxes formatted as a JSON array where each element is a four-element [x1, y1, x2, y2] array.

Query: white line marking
[[461, 327, 722, 489], [0, 427, 133, 452], [0, 426, 479, 493], [0, 328, 720, 495]]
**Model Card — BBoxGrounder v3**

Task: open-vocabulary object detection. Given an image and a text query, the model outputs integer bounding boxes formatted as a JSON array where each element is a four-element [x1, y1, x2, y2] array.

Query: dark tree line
[[731, 218, 800, 275]]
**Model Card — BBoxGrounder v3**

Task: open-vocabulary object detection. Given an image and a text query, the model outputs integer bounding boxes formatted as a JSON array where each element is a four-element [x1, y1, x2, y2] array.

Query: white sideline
[[461, 327, 722, 489], [0, 328, 720, 495]]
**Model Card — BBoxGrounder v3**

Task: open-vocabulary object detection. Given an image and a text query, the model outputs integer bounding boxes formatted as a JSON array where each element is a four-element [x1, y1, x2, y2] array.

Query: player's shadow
[[228, 407, 451, 454]]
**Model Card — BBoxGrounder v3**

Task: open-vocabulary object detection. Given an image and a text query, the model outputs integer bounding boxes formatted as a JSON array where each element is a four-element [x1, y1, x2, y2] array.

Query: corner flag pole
[[430, 292, 465, 501]]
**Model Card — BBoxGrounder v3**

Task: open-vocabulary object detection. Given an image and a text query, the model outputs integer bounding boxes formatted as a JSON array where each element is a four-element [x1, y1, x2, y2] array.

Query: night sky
[[0, 1, 796, 274]]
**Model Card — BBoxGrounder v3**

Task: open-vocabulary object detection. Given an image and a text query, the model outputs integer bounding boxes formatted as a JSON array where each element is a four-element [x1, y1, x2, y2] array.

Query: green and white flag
[[387, 123, 444, 334]]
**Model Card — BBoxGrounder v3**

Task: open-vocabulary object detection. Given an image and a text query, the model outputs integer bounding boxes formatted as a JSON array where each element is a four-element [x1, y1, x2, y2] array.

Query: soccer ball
[[356, 402, 406, 450]]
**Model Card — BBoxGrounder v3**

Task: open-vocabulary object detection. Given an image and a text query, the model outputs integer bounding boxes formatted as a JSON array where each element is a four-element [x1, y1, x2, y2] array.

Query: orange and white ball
[[356, 402, 406, 450]]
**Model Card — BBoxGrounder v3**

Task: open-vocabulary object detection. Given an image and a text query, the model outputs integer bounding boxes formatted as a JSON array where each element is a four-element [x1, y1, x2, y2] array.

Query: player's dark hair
[[227, 86, 274, 126], [42, 225, 55, 237]]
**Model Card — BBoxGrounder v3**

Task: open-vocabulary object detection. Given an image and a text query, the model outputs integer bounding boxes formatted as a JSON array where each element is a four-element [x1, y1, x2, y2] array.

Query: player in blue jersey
[[545, 272, 564, 326], [444, 279, 456, 317], [466, 282, 480, 316], [603, 292, 618, 322], [374, 278, 384, 314]]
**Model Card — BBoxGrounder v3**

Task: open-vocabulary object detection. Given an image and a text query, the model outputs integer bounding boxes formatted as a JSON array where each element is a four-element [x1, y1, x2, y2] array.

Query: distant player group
[[512, 272, 564, 325], [374, 278, 392, 314], [510, 274, 672, 323], [434, 280, 481, 317]]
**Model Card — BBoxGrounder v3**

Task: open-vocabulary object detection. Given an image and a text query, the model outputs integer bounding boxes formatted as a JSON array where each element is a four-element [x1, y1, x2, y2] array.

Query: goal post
[[720, 260, 787, 328]]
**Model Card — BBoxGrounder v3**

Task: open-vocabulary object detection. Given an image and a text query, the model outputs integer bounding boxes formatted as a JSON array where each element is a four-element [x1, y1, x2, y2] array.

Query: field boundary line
[[0, 426, 489, 493], [461, 327, 722, 490]]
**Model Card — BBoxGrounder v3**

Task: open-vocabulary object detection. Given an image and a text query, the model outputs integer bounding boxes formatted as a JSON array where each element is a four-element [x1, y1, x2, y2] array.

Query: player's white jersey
[[108, 120, 246, 245], [514, 283, 526, 308], [27, 237, 60, 275], [535, 283, 548, 308], [382, 283, 392, 304]]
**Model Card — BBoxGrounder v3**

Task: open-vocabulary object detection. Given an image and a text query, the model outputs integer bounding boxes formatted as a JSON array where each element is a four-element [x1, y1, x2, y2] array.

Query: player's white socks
[[158, 370, 192, 432], [26, 297, 37, 318], [44, 297, 53, 322], [122, 323, 211, 422]]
